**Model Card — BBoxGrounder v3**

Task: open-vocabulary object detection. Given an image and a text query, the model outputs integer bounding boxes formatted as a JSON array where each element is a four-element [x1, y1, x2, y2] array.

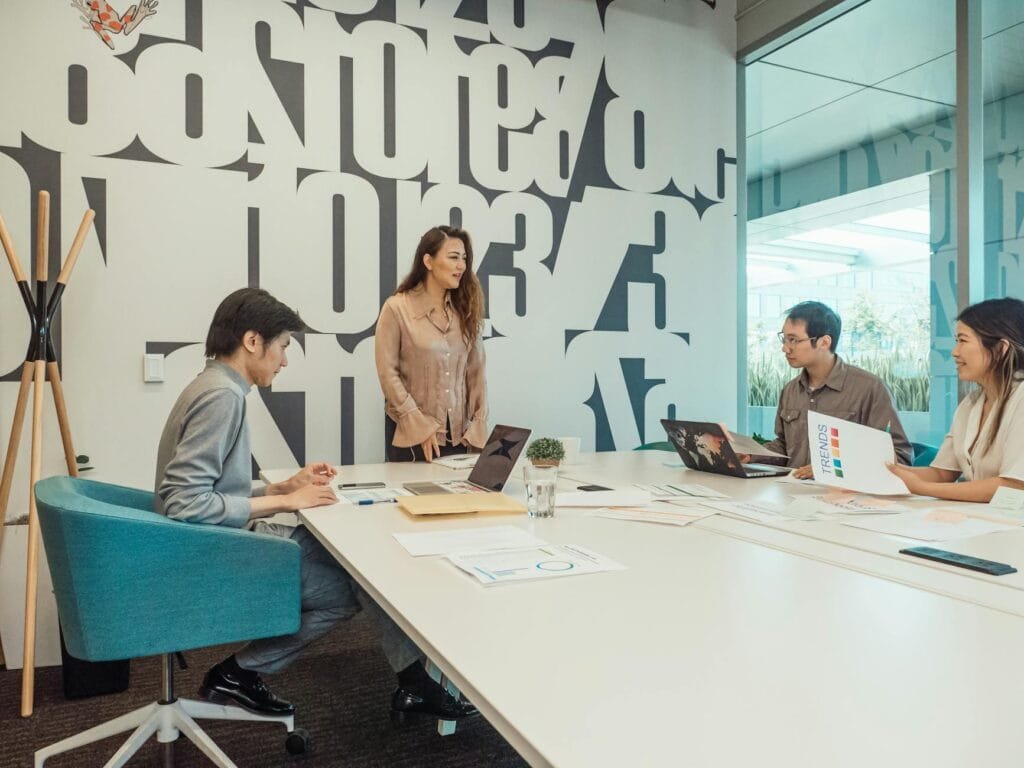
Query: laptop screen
[[660, 419, 745, 477], [467, 425, 532, 491]]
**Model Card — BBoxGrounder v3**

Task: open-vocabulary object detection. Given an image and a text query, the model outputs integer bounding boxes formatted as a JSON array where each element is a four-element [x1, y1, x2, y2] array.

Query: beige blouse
[[932, 378, 1024, 482], [374, 286, 488, 449]]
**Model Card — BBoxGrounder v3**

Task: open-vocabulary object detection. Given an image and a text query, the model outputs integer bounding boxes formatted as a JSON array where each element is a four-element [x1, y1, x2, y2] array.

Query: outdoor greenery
[[748, 351, 930, 410], [748, 291, 931, 412]]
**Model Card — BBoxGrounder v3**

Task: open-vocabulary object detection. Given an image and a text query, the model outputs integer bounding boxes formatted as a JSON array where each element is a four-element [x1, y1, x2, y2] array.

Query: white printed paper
[[634, 483, 729, 499], [806, 412, 909, 495], [699, 500, 787, 524], [775, 474, 821, 486], [722, 428, 788, 459], [335, 487, 410, 505], [661, 497, 725, 508], [555, 489, 652, 508], [432, 454, 480, 470], [590, 506, 718, 527], [393, 526, 546, 557], [990, 486, 1024, 519], [841, 508, 1020, 541], [435, 480, 485, 494], [448, 544, 626, 585], [784, 492, 909, 519]]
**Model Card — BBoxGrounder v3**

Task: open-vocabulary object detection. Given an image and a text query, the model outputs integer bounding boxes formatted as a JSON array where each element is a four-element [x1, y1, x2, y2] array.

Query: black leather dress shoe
[[199, 661, 295, 716], [390, 673, 478, 725]]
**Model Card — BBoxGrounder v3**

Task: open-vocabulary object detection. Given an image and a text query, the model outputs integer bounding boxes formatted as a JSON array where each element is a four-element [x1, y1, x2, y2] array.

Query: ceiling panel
[[745, 63, 862, 136], [747, 85, 954, 180], [984, 25, 1024, 102], [983, 0, 1024, 34], [874, 54, 956, 106], [745, 0, 1024, 181], [761, 0, 956, 88]]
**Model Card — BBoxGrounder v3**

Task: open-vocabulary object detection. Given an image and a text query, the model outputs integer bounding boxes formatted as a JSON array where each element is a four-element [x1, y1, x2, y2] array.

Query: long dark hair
[[395, 225, 484, 346], [957, 297, 1024, 454]]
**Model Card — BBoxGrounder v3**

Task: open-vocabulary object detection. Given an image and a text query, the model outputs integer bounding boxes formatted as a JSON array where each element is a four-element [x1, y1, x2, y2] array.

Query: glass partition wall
[[742, 0, 1024, 451], [985, 0, 1024, 301]]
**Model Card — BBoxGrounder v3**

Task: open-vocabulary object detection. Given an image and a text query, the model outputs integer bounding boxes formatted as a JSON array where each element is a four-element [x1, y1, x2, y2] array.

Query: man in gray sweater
[[154, 287, 474, 722]]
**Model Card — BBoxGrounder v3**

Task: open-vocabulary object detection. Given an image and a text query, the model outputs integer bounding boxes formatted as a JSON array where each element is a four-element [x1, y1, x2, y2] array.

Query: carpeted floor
[[1, 614, 529, 767]]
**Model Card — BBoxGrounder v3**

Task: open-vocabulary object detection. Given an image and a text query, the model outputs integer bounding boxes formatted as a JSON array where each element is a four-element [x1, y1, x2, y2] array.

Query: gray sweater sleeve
[[157, 388, 252, 528]]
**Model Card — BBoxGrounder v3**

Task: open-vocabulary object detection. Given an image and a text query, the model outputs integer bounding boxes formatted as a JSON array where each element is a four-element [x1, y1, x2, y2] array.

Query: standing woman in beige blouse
[[375, 225, 488, 462]]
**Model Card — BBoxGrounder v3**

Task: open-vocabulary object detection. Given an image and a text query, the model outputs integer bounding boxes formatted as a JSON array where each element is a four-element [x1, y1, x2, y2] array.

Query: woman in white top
[[887, 297, 1024, 502]]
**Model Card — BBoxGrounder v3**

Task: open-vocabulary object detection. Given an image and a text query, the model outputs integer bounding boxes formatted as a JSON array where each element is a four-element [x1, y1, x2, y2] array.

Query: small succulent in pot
[[525, 438, 565, 467]]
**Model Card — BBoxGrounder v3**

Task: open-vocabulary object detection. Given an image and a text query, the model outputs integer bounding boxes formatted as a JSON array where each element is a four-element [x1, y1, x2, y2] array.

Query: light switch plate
[[143, 353, 165, 383]]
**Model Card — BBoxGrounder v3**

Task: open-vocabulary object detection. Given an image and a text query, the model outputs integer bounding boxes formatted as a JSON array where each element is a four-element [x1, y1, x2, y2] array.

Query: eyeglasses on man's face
[[777, 332, 819, 348]]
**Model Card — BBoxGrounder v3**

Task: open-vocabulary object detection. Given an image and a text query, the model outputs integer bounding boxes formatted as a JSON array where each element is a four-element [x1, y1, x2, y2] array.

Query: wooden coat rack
[[0, 190, 94, 716]]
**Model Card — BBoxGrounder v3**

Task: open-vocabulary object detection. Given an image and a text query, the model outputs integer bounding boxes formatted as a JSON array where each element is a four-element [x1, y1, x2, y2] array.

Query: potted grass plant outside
[[526, 438, 565, 467]]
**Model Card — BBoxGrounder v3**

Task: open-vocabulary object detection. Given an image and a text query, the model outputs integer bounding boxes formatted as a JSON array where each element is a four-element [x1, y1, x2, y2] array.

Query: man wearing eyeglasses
[[751, 301, 913, 478]]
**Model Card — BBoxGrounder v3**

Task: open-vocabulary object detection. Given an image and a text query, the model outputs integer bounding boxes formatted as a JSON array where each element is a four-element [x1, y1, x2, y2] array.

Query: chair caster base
[[285, 727, 309, 755]]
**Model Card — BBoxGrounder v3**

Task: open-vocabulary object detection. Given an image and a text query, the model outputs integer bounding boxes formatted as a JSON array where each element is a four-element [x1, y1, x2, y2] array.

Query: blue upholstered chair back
[[35, 476, 300, 663], [910, 442, 938, 468], [633, 441, 674, 451]]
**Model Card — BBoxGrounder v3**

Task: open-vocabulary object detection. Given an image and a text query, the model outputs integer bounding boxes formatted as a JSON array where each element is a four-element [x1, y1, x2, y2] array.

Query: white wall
[[1, 0, 738, 509]]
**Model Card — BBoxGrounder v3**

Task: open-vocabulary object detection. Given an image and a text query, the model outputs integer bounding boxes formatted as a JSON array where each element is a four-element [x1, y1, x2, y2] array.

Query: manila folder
[[398, 492, 527, 516]]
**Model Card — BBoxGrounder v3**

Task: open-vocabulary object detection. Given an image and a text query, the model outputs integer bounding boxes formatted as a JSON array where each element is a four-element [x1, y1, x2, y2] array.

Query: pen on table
[[339, 482, 386, 489], [356, 498, 397, 506]]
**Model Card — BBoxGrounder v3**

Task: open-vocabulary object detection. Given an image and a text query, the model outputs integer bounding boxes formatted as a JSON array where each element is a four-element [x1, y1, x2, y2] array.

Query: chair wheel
[[285, 727, 309, 755]]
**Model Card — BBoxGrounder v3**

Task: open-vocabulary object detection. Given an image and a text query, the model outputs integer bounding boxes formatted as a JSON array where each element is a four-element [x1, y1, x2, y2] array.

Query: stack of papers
[[448, 544, 625, 586]]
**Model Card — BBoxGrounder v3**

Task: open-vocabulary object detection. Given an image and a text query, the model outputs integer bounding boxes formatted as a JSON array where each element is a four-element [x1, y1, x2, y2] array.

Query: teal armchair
[[34, 476, 305, 767]]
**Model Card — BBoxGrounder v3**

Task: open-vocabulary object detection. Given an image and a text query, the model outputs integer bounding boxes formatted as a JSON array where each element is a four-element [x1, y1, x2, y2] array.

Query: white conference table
[[265, 451, 1024, 767]]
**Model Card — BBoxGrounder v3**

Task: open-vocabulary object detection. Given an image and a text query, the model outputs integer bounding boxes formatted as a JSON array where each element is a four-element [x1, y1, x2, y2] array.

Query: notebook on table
[[660, 419, 791, 479], [403, 424, 532, 495]]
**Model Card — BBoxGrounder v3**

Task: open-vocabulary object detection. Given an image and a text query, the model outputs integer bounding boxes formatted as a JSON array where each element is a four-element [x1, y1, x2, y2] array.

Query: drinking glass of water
[[523, 464, 558, 518]]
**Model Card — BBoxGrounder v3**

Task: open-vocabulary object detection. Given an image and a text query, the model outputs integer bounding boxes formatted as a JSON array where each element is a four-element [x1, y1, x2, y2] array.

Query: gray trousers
[[235, 523, 422, 676]]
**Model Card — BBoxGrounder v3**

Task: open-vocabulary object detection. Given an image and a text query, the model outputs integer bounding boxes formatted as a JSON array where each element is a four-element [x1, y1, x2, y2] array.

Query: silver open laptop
[[403, 424, 532, 494]]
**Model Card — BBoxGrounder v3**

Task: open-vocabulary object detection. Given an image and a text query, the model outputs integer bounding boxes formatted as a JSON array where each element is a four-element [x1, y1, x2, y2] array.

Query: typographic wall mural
[[0, 0, 737, 517]]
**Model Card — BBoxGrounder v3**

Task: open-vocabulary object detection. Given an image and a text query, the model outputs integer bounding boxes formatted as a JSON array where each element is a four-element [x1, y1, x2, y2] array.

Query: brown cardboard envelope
[[398, 492, 526, 516]]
